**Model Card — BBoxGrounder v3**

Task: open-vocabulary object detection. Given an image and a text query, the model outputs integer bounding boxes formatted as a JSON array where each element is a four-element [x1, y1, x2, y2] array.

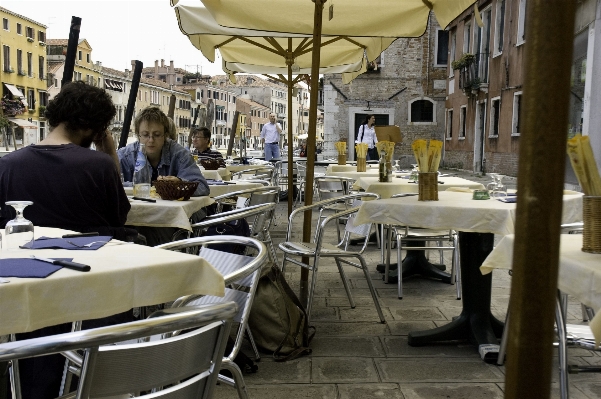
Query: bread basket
[[199, 158, 222, 170], [152, 180, 199, 200]]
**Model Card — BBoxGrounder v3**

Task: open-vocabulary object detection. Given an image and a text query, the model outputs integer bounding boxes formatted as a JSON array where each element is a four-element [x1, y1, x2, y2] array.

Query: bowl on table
[[199, 159, 222, 170], [152, 180, 199, 201]]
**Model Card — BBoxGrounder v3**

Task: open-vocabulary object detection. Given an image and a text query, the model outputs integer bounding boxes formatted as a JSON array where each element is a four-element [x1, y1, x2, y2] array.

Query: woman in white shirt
[[356, 114, 379, 160]]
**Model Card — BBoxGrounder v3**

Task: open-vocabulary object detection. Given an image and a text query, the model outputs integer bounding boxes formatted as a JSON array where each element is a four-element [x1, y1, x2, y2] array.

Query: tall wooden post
[[61, 16, 81, 88], [505, 1, 576, 397], [287, 39, 294, 216], [300, 0, 325, 304], [119, 60, 142, 149]]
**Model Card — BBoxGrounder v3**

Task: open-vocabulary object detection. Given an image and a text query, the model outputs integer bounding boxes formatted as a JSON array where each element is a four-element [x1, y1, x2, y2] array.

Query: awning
[[8, 118, 37, 129], [3, 83, 25, 98], [105, 80, 114, 89]]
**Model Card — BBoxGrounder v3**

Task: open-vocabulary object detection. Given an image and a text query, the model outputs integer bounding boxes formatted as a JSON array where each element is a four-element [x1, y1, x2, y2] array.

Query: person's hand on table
[[157, 175, 181, 182]]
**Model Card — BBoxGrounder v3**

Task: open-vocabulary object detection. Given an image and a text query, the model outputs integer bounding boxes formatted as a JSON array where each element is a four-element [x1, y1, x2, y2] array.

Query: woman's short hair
[[134, 107, 170, 137], [45, 81, 116, 136]]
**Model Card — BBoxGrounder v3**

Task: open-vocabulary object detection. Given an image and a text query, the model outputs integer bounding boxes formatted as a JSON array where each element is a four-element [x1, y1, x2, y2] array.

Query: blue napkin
[[24, 236, 112, 250], [0, 258, 73, 278], [497, 196, 517, 203]]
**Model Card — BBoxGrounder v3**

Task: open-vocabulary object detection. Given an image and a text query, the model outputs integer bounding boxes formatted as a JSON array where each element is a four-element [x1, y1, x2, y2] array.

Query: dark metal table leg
[[408, 232, 503, 348]]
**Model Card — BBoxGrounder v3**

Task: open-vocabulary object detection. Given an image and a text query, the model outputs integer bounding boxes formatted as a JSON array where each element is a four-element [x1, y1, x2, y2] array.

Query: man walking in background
[[260, 112, 282, 161]]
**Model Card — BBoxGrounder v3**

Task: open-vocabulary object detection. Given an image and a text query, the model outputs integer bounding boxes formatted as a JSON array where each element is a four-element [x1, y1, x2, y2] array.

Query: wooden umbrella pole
[[505, 1, 576, 397], [300, 0, 325, 305], [288, 46, 294, 216]]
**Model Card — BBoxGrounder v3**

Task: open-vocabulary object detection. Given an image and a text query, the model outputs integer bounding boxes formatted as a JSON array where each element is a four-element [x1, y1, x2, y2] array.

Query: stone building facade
[[323, 13, 449, 166]]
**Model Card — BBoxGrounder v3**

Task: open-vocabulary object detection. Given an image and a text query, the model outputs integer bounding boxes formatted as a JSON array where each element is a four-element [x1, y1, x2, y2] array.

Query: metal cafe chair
[[2, 303, 237, 399], [279, 193, 386, 325], [158, 235, 268, 399], [209, 192, 280, 263], [383, 193, 461, 300], [314, 176, 355, 241]]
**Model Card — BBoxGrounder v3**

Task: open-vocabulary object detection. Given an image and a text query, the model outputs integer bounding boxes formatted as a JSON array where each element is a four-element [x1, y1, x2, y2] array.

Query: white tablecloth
[[481, 234, 601, 345], [355, 191, 583, 235], [125, 195, 214, 231], [209, 181, 264, 197], [199, 168, 222, 181], [0, 227, 224, 335], [353, 176, 486, 199]]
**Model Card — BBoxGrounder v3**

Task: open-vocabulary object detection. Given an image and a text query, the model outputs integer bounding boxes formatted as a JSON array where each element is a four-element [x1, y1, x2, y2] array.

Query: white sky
[[2, 0, 225, 76]]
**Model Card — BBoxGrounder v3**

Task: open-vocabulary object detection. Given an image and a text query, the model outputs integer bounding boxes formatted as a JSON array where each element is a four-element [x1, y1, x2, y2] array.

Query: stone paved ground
[[213, 168, 601, 399]]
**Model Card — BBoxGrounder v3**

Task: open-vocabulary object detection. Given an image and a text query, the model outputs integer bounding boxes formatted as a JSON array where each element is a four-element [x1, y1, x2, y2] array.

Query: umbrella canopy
[[200, 0, 477, 37], [174, 1, 394, 83]]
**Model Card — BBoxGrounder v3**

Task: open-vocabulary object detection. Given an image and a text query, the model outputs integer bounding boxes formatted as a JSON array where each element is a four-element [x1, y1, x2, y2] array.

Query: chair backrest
[[315, 176, 352, 200], [158, 236, 267, 363], [0, 303, 237, 399]]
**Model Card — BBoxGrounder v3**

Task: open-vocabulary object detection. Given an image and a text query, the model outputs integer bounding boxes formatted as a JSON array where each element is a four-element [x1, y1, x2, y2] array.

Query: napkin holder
[[357, 157, 367, 172], [338, 154, 347, 165], [418, 172, 438, 201], [582, 196, 601, 254]]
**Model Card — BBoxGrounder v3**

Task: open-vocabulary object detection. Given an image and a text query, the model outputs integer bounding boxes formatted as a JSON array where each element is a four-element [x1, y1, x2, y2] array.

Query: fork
[[66, 240, 110, 248]]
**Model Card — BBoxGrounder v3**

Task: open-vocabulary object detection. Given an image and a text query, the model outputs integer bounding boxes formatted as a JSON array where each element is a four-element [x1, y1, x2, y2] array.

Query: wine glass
[[5, 201, 34, 250], [394, 160, 401, 172], [410, 163, 419, 182]]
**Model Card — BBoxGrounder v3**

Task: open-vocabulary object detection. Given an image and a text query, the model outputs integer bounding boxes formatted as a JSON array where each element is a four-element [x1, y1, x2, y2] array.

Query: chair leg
[[264, 234, 279, 265], [245, 326, 261, 361], [452, 233, 462, 300], [8, 358, 21, 399], [555, 293, 569, 399], [357, 255, 386, 323], [335, 257, 355, 308], [396, 232, 403, 300], [497, 303, 510, 366], [219, 361, 250, 399], [305, 256, 321, 324]]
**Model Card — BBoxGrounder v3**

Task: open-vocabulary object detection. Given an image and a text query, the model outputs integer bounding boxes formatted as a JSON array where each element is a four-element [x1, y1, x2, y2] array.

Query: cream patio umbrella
[[173, 0, 395, 214], [200, 0, 579, 397]]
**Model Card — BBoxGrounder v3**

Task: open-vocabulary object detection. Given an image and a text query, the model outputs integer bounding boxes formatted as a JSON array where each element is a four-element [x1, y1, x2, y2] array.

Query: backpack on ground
[[248, 265, 315, 361]]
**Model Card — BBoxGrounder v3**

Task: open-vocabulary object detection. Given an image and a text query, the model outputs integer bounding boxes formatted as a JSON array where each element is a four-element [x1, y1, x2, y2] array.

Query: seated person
[[0, 81, 133, 399], [190, 126, 226, 168], [118, 107, 209, 245], [118, 106, 209, 197]]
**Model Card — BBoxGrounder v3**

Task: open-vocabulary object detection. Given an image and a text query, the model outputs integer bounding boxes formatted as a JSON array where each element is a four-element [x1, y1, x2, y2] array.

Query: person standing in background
[[356, 114, 379, 160], [260, 112, 282, 161]]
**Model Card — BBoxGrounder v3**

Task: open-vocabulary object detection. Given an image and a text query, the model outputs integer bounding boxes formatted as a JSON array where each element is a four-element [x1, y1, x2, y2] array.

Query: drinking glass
[[5, 201, 34, 250], [410, 163, 419, 182], [487, 174, 507, 198], [394, 160, 401, 172]]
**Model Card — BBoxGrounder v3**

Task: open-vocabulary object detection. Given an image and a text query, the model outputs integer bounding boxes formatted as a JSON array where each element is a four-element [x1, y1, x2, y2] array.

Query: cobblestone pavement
[[213, 168, 601, 399]]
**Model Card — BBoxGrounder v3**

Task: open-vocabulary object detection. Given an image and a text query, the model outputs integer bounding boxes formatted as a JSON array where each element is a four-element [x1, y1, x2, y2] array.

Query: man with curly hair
[[0, 81, 133, 399], [0, 80, 129, 234]]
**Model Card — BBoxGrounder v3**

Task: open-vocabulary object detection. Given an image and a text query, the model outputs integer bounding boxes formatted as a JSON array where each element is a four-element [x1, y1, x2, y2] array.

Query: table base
[[408, 232, 503, 355]]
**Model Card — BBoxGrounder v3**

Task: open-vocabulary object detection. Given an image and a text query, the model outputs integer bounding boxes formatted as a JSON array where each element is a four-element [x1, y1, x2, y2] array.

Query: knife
[[132, 197, 157, 203], [62, 232, 99, 238], [30, 256, 91, 272]]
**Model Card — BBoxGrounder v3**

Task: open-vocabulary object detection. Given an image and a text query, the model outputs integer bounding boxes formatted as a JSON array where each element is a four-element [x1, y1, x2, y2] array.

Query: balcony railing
[[458, 52, 489, 93]]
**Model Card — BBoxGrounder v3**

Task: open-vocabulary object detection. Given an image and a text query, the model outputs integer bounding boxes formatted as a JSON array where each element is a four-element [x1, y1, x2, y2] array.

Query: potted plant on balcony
[[1, 96, 26, 117], [451, 53, 475, 70]]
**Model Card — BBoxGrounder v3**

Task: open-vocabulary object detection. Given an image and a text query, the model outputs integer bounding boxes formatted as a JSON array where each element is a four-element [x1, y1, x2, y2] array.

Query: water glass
[[5, 201, 34, 250], [133, 183, 151, 198]]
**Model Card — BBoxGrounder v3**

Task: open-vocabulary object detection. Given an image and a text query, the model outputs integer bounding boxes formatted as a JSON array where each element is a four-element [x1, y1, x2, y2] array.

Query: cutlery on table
[[30, 256, 91, 272], [66, 240, 109, 248]]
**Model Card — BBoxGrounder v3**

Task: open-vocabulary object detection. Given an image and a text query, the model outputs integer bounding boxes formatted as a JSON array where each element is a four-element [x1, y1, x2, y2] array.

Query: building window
[[435, 29, 449, 67], [86, 53, 90, 63], [27, 52, 32, 77], [196, 92, 200, 100], [39, 121, 46, 142], [409, 98, 435, 123], [2, 45, 10, 72], [446, 109, 453, 139], [463, 19, 472, 53], [27, 89, 35, 109], [207, 89, 211, 97], [517, 0, 527, 45], [494, 0, 505, 56], [512, 92, 522, 136], [39, 91, 48, 107], [476, 6, 491, 82], [25, 26, 33, 39], [38, 56, 44, 79], [16, 23, 22, 35], [2, 18, 8, 31], [449, 30, 456, 76], [490, 97, 501, 137], [38, 31, 45, 43], [17, 49, 23, 75], [78, 50, 82, 61], [459, 105, 467, 138]]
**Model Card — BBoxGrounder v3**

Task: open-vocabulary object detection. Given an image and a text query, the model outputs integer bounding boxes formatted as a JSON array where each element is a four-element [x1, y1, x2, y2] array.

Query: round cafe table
[[355, 191, 583, 352]]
